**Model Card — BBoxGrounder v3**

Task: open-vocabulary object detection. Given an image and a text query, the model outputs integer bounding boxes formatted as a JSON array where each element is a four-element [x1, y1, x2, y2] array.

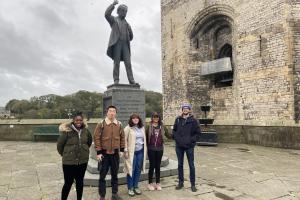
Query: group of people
[[57, 103, 201, 200]]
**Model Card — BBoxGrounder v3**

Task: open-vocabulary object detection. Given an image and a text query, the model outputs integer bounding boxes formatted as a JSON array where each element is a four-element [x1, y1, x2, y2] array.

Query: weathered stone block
[[103, 84, 145, 125]]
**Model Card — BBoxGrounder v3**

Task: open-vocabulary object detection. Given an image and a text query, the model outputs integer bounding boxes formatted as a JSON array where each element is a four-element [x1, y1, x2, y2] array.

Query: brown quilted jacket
[[93, 118, 125, 155]]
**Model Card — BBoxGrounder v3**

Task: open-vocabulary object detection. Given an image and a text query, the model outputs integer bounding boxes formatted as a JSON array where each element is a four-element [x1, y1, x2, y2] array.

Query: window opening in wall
[[170, 63, 174, 79], [218, 43, 232, 59], [171, 18, 173, 39], [215, 44, 233, 87], [190, 14, 234, 88], [259, 35, 262, 57]]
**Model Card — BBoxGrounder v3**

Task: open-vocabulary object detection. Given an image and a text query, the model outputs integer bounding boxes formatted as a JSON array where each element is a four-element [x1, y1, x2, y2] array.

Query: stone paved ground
[[1, 141, 300, 200]]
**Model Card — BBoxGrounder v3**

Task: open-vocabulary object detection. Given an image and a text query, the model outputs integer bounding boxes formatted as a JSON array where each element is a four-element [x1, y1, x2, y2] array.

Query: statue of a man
[[105, 0, 138, 85]]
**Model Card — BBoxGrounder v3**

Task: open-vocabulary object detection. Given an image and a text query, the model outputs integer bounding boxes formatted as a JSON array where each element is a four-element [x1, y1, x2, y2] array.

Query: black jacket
[[172, 114, 201, 148]]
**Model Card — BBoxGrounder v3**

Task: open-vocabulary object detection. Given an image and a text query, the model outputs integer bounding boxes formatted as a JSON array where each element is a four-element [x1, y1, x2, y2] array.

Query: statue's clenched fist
[[113, 0, 118, 6]]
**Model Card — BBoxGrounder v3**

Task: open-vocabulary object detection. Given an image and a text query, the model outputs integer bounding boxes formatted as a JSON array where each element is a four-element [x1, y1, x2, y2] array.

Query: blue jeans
[[127, 148, 144, 189], [176, 145, 196, 186]]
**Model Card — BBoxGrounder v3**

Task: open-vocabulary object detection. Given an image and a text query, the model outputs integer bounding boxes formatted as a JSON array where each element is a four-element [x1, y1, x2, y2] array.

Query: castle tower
[[161, 0, 300, 127]]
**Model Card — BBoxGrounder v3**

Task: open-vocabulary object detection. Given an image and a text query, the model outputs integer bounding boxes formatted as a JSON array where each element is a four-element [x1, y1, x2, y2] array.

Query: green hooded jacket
[[57, 122, 92, 165]]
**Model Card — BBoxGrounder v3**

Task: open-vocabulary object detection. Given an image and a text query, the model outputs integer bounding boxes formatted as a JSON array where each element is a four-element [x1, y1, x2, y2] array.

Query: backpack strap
[[99, 120, 105, 142], [117, 121, 123, 135]]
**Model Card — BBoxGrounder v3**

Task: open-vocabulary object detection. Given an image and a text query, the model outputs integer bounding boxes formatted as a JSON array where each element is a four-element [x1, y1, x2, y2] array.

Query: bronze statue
[[105, 0, 138, 85]]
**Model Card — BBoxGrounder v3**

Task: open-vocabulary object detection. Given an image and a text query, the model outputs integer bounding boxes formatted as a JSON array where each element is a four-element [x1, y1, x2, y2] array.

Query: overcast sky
[[0, 0, 161, 106]]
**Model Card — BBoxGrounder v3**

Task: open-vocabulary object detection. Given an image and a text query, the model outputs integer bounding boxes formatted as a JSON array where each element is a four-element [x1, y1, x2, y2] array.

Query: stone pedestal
[[197, 108, 218, 146], [102, 84, 145, 125]]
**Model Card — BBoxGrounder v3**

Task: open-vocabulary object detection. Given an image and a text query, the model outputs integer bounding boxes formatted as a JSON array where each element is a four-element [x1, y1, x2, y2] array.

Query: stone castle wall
[[161, 0, 300, 126]]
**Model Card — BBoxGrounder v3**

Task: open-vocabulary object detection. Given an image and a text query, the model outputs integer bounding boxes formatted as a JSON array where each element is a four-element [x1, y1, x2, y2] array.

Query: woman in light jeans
[[123, 113, 147, 197]]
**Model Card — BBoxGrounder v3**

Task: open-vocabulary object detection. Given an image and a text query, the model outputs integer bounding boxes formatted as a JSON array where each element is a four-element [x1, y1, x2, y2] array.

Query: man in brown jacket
[[94, 105, 125, 200]]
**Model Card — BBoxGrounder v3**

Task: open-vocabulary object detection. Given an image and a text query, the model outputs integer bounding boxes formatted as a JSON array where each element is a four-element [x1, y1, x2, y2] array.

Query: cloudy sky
[[0, 0, 161, 106]]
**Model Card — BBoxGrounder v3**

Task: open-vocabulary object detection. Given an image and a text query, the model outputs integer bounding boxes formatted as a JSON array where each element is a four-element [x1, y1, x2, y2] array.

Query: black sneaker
[[191, 185, 197, 192], [112, 193, 123, 200], [175, 183, 184, 190]]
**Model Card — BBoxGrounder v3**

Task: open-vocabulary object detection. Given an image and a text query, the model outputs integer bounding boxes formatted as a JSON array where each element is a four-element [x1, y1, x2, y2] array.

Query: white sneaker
[[148, 183, 155, 191], [156, 183, 162, 191]]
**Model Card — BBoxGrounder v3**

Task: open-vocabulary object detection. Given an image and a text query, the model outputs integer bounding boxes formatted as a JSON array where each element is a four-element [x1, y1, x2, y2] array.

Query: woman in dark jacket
[[145, 112, 170, 191], [57, 112, 92, 200]]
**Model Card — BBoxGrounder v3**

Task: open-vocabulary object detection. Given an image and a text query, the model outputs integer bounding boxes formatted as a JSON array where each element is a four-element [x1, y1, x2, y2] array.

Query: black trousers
[[99, 152, 120, 198], [148, 150, 163, 184], [62, 163, 87, 200]]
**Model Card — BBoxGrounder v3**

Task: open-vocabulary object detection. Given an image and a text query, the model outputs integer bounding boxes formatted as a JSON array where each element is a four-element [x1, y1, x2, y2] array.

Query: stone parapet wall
[[2, 119, 300, 149], [0, 119, 100, 141], [0, 118, 152, 141]]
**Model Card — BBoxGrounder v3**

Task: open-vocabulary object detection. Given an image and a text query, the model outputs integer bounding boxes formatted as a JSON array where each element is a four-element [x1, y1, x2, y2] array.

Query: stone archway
[[186, 5, 235, 87], [186, 4, 235, 38]]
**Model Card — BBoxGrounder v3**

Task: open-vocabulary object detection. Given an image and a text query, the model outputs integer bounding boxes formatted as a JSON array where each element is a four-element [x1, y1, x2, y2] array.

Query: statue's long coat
[[105, 4, 133, 61]]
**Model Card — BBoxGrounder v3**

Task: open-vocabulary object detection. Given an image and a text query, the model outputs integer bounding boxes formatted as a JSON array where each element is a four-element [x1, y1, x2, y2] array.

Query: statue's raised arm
[[105, 0, 118, 26]]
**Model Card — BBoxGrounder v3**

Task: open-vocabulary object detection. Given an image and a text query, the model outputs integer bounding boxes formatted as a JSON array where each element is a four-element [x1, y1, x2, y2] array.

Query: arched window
[[218, 43, 232, 59], [215, 43, 233, 87]]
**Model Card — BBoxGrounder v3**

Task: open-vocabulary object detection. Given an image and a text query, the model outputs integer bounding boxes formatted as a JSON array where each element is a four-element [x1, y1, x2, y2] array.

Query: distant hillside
[[5, 90, 162, 119]]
